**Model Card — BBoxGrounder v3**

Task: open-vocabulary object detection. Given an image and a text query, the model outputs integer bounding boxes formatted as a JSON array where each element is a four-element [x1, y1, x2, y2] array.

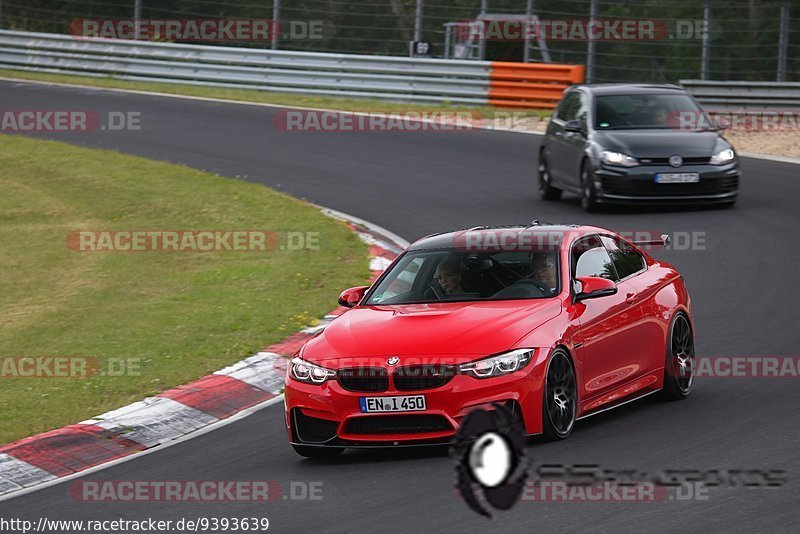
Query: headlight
[[600, 150, 639, 167], [459, 349, 534, 379], [289, 357, 336, 384], [710, 148, 735, 165]]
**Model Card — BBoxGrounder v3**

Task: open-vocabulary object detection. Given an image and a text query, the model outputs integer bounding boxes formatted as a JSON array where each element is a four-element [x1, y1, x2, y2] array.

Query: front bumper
[[594, 161, 739, 204], [284, 356, 545, 448]]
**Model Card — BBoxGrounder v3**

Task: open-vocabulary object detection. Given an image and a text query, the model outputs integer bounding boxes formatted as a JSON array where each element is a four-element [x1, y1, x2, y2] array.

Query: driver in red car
[[434, 258, 465, 294]]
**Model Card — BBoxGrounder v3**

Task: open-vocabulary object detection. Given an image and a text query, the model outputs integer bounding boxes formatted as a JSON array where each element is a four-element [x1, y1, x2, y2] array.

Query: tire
[[661, 313, 695, 401], [538, 152, 563, 201], [541, 349, 577, 441], [291, 444, 344, 459], [580, 161, 600, 212]]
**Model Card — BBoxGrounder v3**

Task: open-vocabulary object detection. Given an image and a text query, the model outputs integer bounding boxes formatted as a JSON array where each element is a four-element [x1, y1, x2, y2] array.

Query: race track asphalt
[[1, 80, 798, 533]]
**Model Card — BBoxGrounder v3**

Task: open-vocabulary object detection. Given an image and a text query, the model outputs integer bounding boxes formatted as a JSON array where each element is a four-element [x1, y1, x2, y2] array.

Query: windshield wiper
[[600, 125, 672, 130]]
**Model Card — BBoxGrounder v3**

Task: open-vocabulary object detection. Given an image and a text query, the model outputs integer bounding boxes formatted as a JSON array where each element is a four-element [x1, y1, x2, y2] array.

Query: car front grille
[[639, 156, 711, 166], [393, 365, 457, 391], [601, 175, 635, 195], [630, 176, 738, 195], [337, 367, 389, 392], [293, 409, 339, 443], [343, 414, 453, 435], [602, 175, 738, 196]]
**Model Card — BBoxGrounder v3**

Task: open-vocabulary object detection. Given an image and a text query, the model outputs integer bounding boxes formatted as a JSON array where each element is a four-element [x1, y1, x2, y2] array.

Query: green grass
[[0, 68, 550, 119], [0, 135, 370, 443]]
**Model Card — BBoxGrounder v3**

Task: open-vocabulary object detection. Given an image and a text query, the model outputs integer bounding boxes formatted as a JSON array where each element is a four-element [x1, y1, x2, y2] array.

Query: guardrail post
[[777, 1, 790, 82], [133, 0, 142, 39], [700, 0, 711, 80], [586, 0, 597, 83], [478, 0, 488, 60], [444, 23, 451, 59], [410, 0, 424, 57], [413, 0, 424, 43], [523, 0, 533, 63], [272, 0, 281, 50]]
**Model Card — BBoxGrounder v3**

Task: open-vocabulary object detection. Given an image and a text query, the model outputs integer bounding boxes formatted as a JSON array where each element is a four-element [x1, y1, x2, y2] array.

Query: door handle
[[625, 292, 637, 304]]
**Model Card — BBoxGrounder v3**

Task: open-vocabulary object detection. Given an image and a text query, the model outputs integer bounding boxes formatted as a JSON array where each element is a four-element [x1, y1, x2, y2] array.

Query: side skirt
[[576, 389, 662, 421]]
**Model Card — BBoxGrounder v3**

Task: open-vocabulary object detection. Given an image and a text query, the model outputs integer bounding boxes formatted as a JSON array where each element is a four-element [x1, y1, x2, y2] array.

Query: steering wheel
[[514, 278, 553, 296], [426, 283, 445, 300]]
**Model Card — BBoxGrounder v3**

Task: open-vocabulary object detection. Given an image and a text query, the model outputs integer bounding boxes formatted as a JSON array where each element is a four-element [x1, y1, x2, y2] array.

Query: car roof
[[407, 224, 594, 251], [572, 83, 686, 96]]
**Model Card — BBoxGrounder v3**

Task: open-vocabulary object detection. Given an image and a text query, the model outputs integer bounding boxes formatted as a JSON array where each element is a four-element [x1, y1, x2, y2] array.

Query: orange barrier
[[489, 62, 585, 109]]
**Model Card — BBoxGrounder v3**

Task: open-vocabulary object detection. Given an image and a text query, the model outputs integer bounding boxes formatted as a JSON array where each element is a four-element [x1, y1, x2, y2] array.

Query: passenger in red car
[[533, 252, 558, 291]]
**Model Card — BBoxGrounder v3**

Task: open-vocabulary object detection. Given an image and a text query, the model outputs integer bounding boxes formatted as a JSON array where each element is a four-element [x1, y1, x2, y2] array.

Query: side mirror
[[338, 286, 369, 308], [574, 276, 617, 302], [563, 120, 582, 133]]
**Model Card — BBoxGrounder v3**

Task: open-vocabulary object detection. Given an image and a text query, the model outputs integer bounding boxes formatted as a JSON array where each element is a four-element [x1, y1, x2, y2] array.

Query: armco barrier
[[0, 30, 583, 109], [681, 80, 800, 110], [489, 62, 585, 109]]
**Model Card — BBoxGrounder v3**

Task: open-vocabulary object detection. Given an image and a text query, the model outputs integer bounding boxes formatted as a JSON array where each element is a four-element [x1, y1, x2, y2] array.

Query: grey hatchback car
[[539, 84, 740, 211]]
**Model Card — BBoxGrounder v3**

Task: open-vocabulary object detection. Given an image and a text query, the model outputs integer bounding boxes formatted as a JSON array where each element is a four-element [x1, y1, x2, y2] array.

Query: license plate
[[360, 395, 426, 413], [655, 173, 700, 184]]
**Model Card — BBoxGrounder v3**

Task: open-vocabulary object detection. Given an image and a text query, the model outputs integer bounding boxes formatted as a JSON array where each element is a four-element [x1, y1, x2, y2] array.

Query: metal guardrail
[[681, 80, 800, 110], [0, 30, 582, 109], [0, 29, 491, 105]]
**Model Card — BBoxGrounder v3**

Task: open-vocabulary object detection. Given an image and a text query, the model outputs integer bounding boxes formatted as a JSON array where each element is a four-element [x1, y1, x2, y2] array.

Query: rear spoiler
[[631, 234, 671, 247]]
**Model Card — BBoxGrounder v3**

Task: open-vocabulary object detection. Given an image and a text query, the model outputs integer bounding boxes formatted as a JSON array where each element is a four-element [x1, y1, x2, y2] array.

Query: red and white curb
[[0, 208, 407, 502]]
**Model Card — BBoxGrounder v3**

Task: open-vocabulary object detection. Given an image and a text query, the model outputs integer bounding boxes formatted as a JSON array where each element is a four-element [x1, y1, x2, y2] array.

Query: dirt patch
[[491, 116, 799, 160], [723, 130, 800, 160]]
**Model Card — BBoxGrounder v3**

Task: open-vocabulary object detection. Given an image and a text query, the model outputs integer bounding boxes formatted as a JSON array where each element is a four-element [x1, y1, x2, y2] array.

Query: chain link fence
[[1, 0, 797, 83]]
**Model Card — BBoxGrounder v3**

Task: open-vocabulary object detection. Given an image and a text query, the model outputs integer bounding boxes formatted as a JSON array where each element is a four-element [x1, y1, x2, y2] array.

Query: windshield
[[594, 93, 706, 130], [365, 249, 561, 305]]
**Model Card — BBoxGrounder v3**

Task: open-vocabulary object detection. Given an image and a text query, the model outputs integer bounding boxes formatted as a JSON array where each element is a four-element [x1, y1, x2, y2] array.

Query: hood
[[594, 130, 723, 158], [301, 299, 562, 362]]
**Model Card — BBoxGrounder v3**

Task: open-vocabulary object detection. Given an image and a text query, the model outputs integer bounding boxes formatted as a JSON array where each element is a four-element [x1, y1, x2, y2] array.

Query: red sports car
[[284, 224, 694, 457]]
